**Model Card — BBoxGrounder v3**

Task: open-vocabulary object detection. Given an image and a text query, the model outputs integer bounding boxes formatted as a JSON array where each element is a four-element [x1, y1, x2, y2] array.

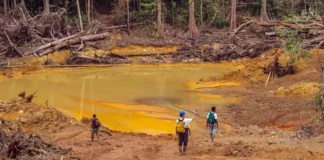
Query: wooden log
[[38, 32, 109, 56], [304, 36, 324, 46], [316, 41, 324, 48], [308, 23, 324, 29], [101, 23, 145, 30], [229, 21, 324, 38], [74, 54, 99, 60], [265, 32, 276, 36], [231, 21, 255, 37], [309, 29, 324, 36], [256, 21, 323, 30], [72, 54, 111, 63], [257, 22, 276, 27], [25, 33, 82, 56], [265, 71, 272, 86], [28, 148, 48, 154]]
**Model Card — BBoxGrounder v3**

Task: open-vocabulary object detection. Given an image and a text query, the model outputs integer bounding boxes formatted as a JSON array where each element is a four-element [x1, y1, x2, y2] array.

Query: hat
[[179, 111, 186, 116]]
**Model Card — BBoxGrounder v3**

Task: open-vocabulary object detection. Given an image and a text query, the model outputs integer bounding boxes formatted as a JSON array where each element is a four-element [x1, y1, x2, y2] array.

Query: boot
[[178, 146, 182, 156], [183, 146, 187, 155]]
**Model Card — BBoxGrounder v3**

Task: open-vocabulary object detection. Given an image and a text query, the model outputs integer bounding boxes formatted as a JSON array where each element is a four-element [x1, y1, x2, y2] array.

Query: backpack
[[207, 112, 216, 124], [95, 119, 101, 128], [176, 118, 185, 133]]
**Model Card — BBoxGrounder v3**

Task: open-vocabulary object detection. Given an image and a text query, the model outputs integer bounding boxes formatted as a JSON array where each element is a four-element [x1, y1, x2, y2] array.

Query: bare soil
[[1, 51, 324, 160]]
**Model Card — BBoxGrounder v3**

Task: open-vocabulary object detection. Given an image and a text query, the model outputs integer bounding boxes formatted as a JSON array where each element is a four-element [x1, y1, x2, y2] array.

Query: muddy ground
[[0, 50, 324, 160]]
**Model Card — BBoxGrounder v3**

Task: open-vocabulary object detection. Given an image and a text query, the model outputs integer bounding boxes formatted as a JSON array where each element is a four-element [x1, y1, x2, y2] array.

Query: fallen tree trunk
[[304, 36, 324, 48], [265, 32, 277, 36], [34, 32, 109, 56], [71, 54, 113, 64], [67, 53, 132, 65], [25, 33, 82, 56], [309, 29, 324, 36], [101, 23, 146, 31], [229, 21, 323, 39], [308, 23, 324, 29], [231, 21, 255, 37]]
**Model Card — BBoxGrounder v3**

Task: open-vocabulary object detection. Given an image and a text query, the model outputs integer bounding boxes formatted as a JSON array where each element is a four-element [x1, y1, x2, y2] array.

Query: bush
[[279, 28, 310, 65], [283, 9, 320, 24]]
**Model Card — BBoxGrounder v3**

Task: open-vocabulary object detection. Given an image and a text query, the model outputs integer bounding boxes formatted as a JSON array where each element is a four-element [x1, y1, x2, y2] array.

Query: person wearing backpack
[[175, 110, 196, 156], [206, 106, 218, 143], [90, 114, 101, 142]]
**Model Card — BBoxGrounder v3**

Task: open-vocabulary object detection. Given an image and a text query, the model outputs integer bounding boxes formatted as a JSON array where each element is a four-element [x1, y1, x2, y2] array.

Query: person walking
[[206, 106, 218, 143], [175, 110, 196, 156], [90, 114, 101, 141]]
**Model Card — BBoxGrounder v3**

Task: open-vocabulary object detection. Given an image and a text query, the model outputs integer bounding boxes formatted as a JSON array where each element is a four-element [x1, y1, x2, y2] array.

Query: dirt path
[[37, 120, 324, 160]]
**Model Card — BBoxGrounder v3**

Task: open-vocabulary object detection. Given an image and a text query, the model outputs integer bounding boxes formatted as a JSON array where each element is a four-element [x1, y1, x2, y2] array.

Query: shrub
[[279, 28, 310, 66]]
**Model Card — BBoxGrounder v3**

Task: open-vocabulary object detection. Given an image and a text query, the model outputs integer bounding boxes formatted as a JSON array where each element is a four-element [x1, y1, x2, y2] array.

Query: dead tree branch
[[4, 31, 23, 57]]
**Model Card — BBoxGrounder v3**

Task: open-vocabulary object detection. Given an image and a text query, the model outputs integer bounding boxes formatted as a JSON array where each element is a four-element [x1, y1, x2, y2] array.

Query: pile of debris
[[0, 119, 72, 159], [197, 20, 324, 62], [261, 54, 297, 78], [0, 4, 74, 58], [0, 4, 108, 62], [0, 91, 83, 134]]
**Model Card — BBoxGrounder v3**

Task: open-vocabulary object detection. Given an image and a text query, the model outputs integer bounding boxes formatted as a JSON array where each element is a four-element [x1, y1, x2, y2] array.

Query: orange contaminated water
[[0, 64, 239, 134]]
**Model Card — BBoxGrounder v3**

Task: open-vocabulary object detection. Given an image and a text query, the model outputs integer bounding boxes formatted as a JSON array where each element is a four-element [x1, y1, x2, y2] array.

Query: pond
[[0, 64, 239, 134]]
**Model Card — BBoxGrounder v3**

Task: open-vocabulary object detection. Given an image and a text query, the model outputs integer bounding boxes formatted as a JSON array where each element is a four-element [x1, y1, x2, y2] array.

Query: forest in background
[[0, 0, 324, 64], [1, 0, 324, 35]]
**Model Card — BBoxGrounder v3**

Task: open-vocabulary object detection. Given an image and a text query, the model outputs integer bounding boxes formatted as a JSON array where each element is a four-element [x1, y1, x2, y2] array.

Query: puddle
[[0, 64, 239, 134]]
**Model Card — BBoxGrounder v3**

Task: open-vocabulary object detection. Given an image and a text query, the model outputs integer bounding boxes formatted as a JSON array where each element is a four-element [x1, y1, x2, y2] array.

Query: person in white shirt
[[176, 110, 196, 155], [206, 106, 218, 142]]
